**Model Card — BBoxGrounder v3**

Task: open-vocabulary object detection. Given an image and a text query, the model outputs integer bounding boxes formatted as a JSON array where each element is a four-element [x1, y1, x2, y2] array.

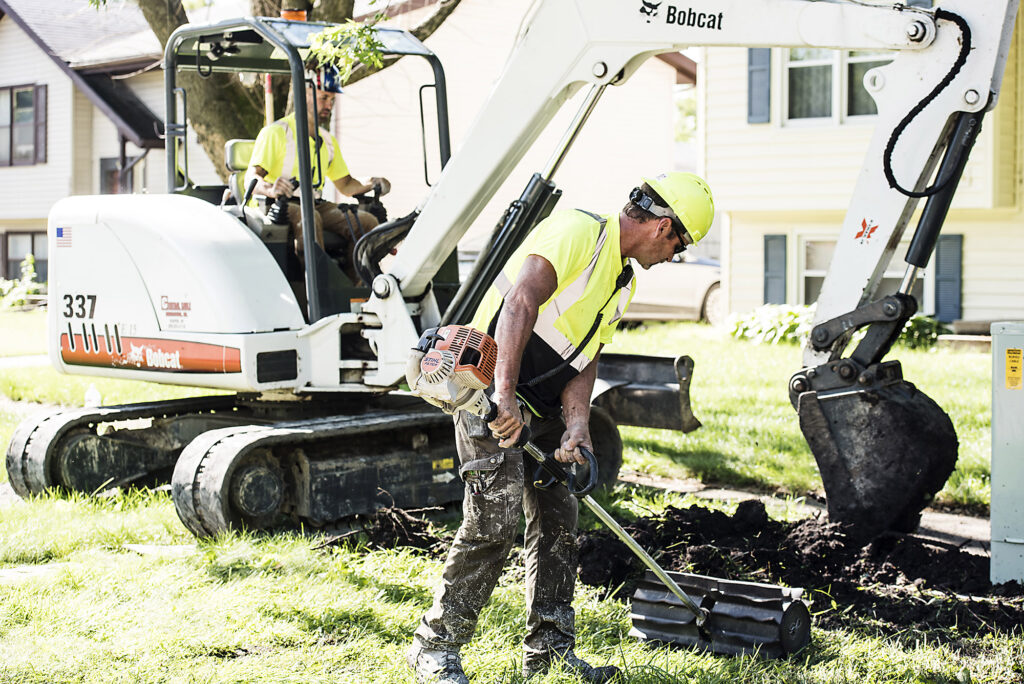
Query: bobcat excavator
[[5, 0, 1019, 546], [4, 15, 699, 536]]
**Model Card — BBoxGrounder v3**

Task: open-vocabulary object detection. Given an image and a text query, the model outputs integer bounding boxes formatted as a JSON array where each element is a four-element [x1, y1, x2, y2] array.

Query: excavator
[[4, 15, 698, 537], [5, 0, 1019, 546]]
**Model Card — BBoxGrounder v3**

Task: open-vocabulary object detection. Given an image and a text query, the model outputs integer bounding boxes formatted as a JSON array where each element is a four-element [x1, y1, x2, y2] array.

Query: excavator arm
[[362, 0, 1018, 538], [366, 0, 1018, 377]]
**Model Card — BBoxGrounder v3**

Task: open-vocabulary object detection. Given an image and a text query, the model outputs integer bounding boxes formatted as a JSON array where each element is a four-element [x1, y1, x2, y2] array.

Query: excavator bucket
[[592, 354, 701, 433], [796, 378, 958, 541], [630, 571, 811, 658]]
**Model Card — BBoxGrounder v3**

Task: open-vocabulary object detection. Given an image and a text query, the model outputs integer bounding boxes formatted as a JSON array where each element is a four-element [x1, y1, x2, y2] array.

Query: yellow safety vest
[[248, 113, 349, 195], [472, 209, 635, 418]]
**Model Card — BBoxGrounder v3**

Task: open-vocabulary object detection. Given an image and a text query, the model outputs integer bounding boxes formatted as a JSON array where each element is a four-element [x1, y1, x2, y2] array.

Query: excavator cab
[[163, 17, 459, 322]]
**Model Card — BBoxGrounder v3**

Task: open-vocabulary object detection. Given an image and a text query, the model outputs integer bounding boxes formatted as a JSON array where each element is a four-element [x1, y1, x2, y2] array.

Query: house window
[[4, 232, 47, 282], [0, 84, 46, 166], [785, 50, 892, 123], [801, 237, 925, 310]]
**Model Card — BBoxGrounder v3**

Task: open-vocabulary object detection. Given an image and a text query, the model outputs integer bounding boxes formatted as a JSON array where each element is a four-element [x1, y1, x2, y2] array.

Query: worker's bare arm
[[332, 175, 391, 198], [489, 254, 557, 448], [555, 349, 600, 465], [248, 165, 294, 199]]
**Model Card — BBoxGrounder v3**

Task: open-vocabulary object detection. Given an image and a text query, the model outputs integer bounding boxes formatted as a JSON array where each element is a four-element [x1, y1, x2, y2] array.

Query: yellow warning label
[[432, 458, 454, 471], [1008, 348, 1023, 390]]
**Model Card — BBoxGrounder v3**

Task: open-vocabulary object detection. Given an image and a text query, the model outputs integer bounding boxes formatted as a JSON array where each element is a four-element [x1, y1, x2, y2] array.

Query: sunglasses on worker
[[629, 187, 690, 254]]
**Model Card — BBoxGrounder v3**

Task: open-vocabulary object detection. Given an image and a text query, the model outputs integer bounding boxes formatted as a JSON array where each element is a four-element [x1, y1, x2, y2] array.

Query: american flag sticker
[[56, 226, 73, 247]]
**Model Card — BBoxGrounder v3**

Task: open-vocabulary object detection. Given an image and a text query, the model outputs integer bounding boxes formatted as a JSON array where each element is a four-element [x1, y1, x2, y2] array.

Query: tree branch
[[344, 0, 463, 85]]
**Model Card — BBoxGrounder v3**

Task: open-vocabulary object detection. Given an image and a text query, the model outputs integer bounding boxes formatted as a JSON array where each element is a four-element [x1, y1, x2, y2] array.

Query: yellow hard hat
[[641, 172, 715, 244]]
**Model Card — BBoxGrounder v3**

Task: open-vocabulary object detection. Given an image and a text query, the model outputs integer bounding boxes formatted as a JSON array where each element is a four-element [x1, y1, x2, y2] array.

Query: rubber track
[[172, 408, 454, 537], [5, 396, 238, 497]]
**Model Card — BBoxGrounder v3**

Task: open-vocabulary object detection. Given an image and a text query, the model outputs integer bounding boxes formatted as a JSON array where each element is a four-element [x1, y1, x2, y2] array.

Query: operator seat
[[222, 138, 347, 253]]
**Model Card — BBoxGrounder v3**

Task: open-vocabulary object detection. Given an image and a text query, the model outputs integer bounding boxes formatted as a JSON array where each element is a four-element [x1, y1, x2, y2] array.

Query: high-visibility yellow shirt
[[472, 209, 635, 417], [248, 113, 349, 192]]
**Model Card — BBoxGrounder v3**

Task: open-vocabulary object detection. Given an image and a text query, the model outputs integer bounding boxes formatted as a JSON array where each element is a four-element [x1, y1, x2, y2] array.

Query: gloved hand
[[369, 176, 391, 196]]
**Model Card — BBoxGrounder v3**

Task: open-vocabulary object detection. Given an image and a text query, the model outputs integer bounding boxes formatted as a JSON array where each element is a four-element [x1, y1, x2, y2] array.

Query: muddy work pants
[[414, 411, 579, 659]]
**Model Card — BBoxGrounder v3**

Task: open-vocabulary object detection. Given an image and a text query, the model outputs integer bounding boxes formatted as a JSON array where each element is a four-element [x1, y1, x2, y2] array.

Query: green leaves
[[307, 15, 386, 85]]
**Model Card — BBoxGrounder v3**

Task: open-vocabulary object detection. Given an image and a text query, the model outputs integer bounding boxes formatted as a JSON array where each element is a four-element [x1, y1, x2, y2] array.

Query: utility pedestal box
[[991, 322, 1024, 585]]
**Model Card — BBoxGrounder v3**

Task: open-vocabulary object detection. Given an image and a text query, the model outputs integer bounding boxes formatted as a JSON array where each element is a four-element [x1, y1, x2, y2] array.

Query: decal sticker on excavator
[[855, 218, 879, 244], [661, 6, 724, 29], [61, 293, 97, 319], [639, 0, 661, 22], [161, 296, 192, 330], [60, 332, 241, 373], [56, 226, 72, 248], [1007, 348, 1022, 390]]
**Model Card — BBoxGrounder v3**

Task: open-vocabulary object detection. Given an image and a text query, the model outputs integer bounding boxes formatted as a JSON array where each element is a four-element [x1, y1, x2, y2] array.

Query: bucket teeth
[[629, 571, 812, 658]]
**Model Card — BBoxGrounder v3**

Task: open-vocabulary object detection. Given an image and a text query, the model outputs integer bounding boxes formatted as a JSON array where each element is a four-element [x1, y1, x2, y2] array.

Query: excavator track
[[5, 395, 241, 497], [171, 406, 461, 537]]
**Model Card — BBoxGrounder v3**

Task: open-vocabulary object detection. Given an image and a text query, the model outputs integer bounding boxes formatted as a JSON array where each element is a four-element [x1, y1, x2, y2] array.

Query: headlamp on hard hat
[[629, 186, 692, 253]]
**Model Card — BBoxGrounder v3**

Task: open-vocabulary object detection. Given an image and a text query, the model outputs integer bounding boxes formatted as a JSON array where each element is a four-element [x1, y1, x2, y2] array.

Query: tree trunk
[[133, 0, 462, 182]]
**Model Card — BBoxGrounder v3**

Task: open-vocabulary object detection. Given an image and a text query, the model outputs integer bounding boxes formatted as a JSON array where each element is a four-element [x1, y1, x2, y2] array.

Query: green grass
[[0, 365, 225, 407], [605, 323, 992, 509], [0, 509, 1019, 683], [0, 310, 46, 357], [0, 322, 1014, 682]]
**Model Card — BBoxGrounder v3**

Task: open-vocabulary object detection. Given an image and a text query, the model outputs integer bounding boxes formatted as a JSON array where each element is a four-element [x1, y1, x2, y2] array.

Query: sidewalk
[[618, 470, 991, 556], [0, 354, 49, 369]]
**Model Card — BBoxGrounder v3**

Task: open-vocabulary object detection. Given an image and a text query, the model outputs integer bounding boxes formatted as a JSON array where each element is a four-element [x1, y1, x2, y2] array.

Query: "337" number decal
[[62, 294, 97, 319]]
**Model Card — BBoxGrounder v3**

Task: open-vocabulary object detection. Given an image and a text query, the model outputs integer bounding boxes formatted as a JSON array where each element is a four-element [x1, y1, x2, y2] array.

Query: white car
[[623, 253, 723, 326]]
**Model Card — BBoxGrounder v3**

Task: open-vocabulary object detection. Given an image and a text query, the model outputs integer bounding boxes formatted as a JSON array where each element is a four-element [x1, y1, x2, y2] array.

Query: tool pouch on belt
[[460, 454, 504, 496]]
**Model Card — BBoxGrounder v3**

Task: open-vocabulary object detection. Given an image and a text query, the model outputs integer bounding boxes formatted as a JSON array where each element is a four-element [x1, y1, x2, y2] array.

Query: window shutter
[[34, 84, 46, 164], [748, 48, 771, 124], [934, 234, 962, 322], [764, 235, 786, 304]]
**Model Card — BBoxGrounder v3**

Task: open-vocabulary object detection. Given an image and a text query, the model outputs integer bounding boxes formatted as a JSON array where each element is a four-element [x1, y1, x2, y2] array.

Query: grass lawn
[[0, 322, 1011, 683], [0, 492, 1019, 684], [0, 309, 46, 357], [605, 322, 991, 510]]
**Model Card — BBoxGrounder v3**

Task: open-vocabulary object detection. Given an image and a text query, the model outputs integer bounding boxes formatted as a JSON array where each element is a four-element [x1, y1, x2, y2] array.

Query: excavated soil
[[578, 500, 1024, 637], [329, 499, 1023, 637]]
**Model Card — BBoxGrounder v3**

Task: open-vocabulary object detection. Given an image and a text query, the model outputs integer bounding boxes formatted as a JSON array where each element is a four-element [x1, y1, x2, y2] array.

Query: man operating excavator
[[407, 172, 715, 683], [245, 77, 390, 283]]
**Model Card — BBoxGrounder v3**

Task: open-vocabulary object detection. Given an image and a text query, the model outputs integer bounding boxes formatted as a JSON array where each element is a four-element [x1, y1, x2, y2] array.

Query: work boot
[[522, 650, 620, 683], [406, 643, 469, 684]]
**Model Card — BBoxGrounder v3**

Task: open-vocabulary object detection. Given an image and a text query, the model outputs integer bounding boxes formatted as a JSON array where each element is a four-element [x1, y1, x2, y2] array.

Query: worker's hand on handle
[[488, 390, 524, 449], [269, 177, 296, 199], [555, 423, 592, 465], [369, 176, 391, 196]]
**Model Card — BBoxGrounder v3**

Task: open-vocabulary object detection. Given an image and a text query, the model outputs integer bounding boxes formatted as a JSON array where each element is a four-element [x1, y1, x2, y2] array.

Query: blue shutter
[[748, 48, 771, 124], [764, 235, 786, 304], [934, 234, 962, 322]]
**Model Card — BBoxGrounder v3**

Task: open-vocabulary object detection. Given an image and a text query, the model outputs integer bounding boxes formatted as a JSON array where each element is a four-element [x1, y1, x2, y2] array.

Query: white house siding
[[703, 25, 1023, 323], [0, 16, 75, 223], [124, 70, 222, 191], [336, 0, 675, 250]]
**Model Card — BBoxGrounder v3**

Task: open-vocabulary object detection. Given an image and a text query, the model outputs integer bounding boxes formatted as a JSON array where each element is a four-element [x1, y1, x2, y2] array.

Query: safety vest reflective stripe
[[273, 116, 335, 193], [492, 216, 628, 373]]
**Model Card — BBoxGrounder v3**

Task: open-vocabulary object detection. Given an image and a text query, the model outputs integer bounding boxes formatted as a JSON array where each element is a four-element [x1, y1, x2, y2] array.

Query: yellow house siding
[[958, 218, 1024, 320], [993, 25, 1021, 209], [71, 89, 93, 196]]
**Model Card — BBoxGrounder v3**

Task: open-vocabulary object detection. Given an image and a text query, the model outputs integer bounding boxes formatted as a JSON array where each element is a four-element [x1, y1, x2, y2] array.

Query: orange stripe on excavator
[[60, 334, 242, 373]]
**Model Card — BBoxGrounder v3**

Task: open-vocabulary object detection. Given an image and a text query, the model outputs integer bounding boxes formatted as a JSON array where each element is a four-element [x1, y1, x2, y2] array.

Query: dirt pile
[[577, 500, 1024, 636]]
